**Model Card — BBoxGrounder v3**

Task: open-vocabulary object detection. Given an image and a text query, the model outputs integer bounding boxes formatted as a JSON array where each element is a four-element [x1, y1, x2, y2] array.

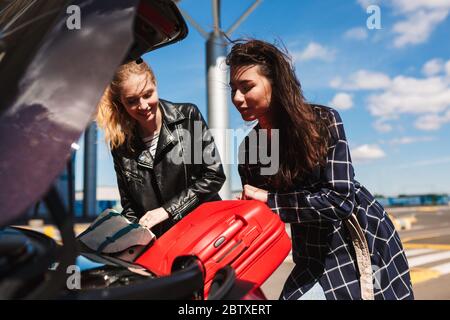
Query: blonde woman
[[97, 59, 225, 237]]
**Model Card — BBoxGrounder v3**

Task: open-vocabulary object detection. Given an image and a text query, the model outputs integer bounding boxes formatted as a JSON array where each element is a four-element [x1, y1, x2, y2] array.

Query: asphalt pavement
[[21, 205, 450, 300]]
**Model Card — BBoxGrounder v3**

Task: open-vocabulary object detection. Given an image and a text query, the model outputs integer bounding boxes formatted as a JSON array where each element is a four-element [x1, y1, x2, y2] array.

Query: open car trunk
[[0, 0, 273, 300], [0, 0, 188, 226], [0, 0, 241, 300]]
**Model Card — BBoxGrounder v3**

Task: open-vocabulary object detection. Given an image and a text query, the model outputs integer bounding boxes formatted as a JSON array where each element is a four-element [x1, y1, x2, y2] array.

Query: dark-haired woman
[[227, 39, 413, 300]]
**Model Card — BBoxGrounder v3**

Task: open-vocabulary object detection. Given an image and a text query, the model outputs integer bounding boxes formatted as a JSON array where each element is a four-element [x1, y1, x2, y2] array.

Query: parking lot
[[21, 205, 450, 300]]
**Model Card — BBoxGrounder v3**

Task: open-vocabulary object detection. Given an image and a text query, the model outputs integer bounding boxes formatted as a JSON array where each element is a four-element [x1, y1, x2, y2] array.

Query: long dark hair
[[226, 39, 330, 189]]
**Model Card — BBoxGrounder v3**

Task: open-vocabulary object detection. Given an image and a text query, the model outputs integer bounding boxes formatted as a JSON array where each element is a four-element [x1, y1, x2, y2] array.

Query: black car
[[0, 0, 253, 300]]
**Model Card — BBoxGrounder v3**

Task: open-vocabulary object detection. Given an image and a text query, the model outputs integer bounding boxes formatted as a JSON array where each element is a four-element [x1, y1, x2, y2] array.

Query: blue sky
[[75, 0, 450, 197]]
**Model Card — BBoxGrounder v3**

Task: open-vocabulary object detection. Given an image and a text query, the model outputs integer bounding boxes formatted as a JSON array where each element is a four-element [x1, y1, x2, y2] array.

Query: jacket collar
[[159, 99, 185, 125]]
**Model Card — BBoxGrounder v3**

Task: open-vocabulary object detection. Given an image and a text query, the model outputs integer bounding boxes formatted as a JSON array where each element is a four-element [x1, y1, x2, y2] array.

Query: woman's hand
[[240, 184, 268, 203], [139, 207, 169, 230]]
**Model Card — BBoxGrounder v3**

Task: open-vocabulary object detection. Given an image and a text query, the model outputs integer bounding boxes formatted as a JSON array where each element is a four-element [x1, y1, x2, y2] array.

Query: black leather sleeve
[[112, 152, 139, 223]]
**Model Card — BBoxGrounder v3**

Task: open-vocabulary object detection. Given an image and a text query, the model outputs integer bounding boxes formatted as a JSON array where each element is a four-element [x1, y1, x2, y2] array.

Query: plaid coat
[[238, 104, 414, 300]]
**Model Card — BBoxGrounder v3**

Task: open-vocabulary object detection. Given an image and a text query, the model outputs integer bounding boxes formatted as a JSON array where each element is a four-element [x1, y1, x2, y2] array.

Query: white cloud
[[373, 119, 393, 133], [389, 0, 450, 48], [330, 77, 343, 88], [329, 93, 354, 110], [330, 70, 391, 90], [414, 112, 450, 130], [414, 114, 442, 130], [351, 144, 386, 162], [367, 75, 450, 118], [396, 156, 450, 169], [344, 27, 368, 40], [337, 59, 450, 131], [422, 58, 445, 76], [391, 0, 450, 13], [446, 60, 450, 76], [356, 0, 450, 48], [357, 0, 381, 9], [393, 9, 449, 48], [293, 42, 336, 62], [388, 136, 435, 145]]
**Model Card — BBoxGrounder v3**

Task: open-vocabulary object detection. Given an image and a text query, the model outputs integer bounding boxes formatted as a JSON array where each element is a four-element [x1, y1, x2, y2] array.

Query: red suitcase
[[136, 200, 291, 297]]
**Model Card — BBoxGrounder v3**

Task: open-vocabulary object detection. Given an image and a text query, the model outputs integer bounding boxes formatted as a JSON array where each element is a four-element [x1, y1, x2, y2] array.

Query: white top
[[141, 132, 159, 158]]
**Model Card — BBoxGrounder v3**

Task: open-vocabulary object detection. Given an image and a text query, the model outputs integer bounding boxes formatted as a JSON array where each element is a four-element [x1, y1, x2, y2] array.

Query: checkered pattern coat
[[238, 104, 414, 300]]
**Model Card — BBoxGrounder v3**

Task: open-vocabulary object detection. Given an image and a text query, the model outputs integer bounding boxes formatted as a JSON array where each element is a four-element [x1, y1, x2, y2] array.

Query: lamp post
[[175, 0, 262, 199]]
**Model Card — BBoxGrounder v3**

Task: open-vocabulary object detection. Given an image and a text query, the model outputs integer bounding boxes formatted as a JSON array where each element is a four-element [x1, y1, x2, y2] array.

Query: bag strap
[[344, 213, 375, 300], [96, 223, 140, 253]]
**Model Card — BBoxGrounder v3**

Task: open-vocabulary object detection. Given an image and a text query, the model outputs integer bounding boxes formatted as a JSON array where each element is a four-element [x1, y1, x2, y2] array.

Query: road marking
[[402, 232, 450, 243], [417, 207, 440, 213], [409, 259, 450, 285], [404, 243, 450, 251], [405, 248, 435, 258], [432, 262, 450, 275], [404, 245, 450, 284], [410, 268, 441, 285], [432, 261, 450, 275], [43, 226, 56, 239], [390, 215, 417, 231], [408, 251, 450, 268]]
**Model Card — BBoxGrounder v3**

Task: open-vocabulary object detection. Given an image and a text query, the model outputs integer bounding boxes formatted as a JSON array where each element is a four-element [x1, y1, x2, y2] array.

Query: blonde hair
[[96, 60, 156, 150]]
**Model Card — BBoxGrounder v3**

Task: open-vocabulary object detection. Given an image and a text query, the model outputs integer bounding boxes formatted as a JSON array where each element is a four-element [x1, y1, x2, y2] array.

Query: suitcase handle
[[216, 215, 246, 245], [192, 215, 245, 262], [213, 226, 260, 265], [214, 239, 246, 264]]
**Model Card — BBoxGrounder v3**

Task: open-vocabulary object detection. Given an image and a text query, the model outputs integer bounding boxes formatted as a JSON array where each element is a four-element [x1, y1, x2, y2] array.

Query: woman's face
[[230, 64, 273, 122], [119, 72, 159, 124]]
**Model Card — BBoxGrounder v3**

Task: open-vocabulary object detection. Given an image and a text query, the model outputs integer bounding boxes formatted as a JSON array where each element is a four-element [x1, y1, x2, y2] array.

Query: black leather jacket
[[111, 99, 226, 236]]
